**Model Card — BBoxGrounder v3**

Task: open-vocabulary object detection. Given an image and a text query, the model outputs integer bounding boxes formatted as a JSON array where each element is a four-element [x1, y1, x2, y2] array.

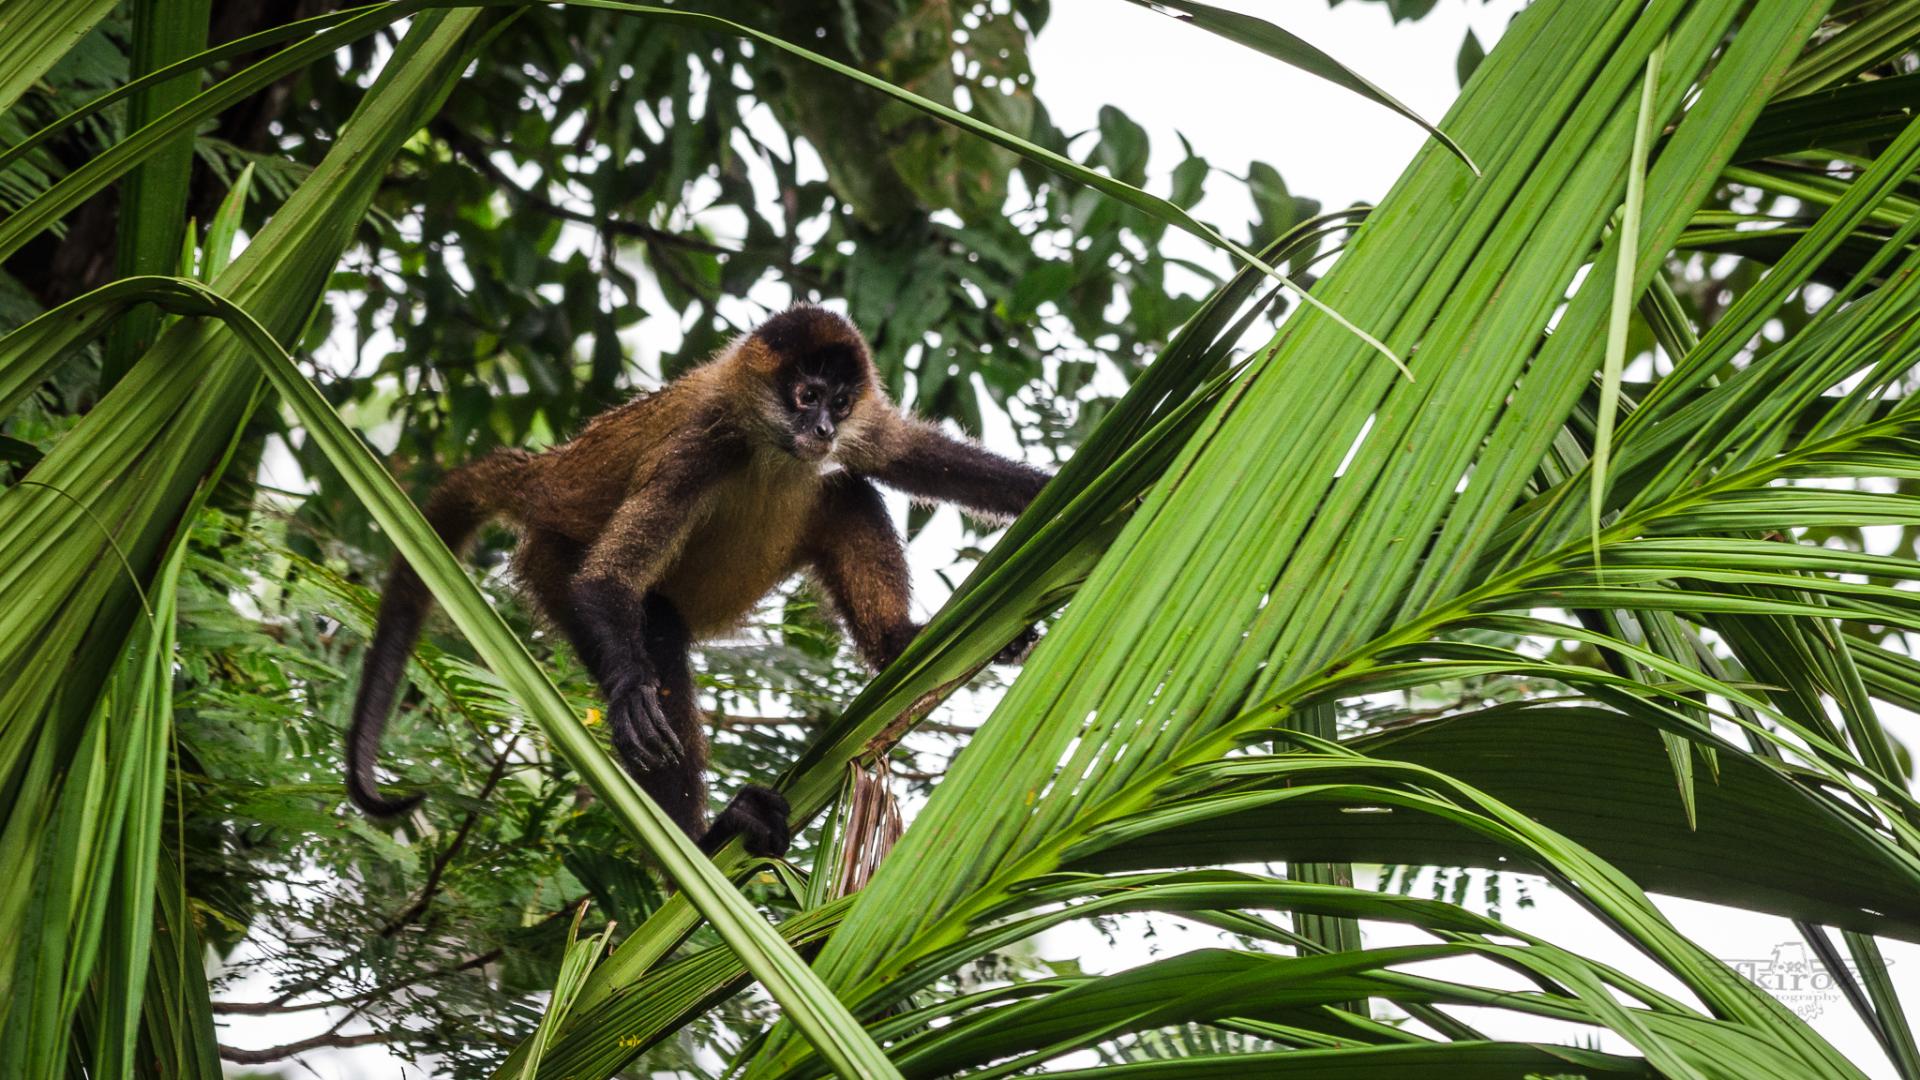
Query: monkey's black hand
[[700, 785, 791, 858], [607, 674, 684, 771], [993, 625, 1041, 666]]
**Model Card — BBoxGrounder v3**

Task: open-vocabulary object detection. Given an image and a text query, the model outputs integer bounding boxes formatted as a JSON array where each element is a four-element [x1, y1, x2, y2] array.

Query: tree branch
[[211, 947, 502, 1015], [213, 899, 582, 1017], [218, 1029, 408, 1065]]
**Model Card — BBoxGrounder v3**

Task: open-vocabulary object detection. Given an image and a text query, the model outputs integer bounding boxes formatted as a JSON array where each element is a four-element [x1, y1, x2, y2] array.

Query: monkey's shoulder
[[553, 385, 745, 464]]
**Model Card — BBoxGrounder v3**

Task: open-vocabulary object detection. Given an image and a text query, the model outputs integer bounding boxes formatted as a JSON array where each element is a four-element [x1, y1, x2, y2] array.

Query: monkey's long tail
[[347, 450, 532, 817]]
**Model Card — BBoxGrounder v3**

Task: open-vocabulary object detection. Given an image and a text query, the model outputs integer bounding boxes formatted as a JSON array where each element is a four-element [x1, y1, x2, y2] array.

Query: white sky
[[235, 2, 1920, 1076], [1033, 0, 1526, 261]]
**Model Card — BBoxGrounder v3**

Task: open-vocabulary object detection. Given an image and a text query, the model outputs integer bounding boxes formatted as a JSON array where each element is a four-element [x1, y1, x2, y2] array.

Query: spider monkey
[[347, 305, 1051, 858]]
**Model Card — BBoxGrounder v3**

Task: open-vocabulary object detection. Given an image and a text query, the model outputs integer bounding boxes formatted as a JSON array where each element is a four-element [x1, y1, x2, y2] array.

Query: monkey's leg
[[517, 530, 602, 668], [805, 475, 919, 669], [700, 784, 790, 858], [635, 595, 788, 857], [810, 475, 1037, 668]]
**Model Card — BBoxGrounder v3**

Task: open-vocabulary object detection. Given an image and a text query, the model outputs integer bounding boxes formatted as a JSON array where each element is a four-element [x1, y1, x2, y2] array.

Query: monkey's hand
[[606, 673, 684, 770], [993, 625, 1041, 666], [700, 785, 791, 858]]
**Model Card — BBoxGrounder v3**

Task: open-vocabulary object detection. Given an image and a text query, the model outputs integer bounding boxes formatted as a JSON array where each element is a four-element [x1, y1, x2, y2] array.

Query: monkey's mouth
[[790, 435, 835, 461]]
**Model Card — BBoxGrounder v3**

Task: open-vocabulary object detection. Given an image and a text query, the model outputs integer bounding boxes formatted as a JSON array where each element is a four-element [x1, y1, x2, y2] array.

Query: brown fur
[[347, 305, 1052, 856]]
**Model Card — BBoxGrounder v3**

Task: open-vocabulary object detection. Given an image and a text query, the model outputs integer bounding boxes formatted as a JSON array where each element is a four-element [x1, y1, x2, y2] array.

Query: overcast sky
[[1032, 0, 1525, 269]]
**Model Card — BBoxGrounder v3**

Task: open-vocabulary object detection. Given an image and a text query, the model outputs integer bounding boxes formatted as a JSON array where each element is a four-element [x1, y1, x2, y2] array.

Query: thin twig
[[377, 735, 521, 937], [212, 947, 503, 1016]]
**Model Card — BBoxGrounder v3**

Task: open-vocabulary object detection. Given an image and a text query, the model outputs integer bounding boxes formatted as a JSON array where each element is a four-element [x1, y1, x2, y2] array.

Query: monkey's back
[[511, 374, 826, 638], [519, 386, 695, 542]]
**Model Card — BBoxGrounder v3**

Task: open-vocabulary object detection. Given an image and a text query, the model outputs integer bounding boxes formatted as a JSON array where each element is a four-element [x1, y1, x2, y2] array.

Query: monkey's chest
[[656, 470, 817, 636]]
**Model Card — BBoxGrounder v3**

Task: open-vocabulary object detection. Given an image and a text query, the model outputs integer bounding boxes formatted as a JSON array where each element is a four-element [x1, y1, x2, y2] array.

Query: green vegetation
[[5, 2, 1920, 1078]]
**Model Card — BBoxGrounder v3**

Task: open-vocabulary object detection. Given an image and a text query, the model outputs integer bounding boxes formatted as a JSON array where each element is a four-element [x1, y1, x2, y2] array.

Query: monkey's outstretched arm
[[811, 470, 1039, 671], [572, 436, 739, 771], [865, 419, 1051, 522]]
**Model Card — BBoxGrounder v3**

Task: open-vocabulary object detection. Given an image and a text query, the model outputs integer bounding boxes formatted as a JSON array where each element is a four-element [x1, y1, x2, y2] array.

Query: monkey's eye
[[832, 393, 850, 412], [797, 387, 819, 408]]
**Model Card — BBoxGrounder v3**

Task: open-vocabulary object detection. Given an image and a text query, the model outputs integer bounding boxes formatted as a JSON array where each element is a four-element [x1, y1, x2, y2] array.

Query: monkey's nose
[[813, 421, 833, 439]]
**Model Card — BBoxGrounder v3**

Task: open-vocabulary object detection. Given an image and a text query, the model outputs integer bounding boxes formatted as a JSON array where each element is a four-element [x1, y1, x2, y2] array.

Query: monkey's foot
[[700, 785, 791, 858], [993, 625, 1041, 666]]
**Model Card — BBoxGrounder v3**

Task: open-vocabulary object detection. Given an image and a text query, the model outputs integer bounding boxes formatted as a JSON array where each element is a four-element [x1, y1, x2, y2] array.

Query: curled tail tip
[[347, 777, 425, 819], [347, 710, 421, 818]]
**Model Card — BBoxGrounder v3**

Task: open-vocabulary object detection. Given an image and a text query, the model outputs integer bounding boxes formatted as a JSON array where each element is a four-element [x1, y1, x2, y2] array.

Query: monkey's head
[[748, 305, 879, 463]]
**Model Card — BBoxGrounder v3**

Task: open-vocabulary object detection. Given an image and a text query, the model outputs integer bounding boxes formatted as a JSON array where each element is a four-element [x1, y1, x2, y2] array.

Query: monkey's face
[[780, 370, 861, 461], [750, 306, 875, 462]]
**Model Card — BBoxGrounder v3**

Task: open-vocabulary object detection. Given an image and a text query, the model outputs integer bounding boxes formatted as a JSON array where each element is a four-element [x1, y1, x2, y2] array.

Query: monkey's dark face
[[751, 306, 876, 462], [779, 361, 862, 461]]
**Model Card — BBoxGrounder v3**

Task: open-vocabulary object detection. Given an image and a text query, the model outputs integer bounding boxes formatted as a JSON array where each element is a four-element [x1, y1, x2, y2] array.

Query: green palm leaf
[[734, 3, 1884, 1078]]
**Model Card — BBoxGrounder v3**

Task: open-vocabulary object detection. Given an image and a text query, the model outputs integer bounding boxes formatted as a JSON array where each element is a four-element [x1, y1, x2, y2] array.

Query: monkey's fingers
[[610, 690, 674, 770], [634, 684, 685, 765]]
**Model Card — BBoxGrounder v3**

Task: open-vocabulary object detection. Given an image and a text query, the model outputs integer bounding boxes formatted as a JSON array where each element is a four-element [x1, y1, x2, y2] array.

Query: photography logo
[[1726, 941, 1878, 1021]]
